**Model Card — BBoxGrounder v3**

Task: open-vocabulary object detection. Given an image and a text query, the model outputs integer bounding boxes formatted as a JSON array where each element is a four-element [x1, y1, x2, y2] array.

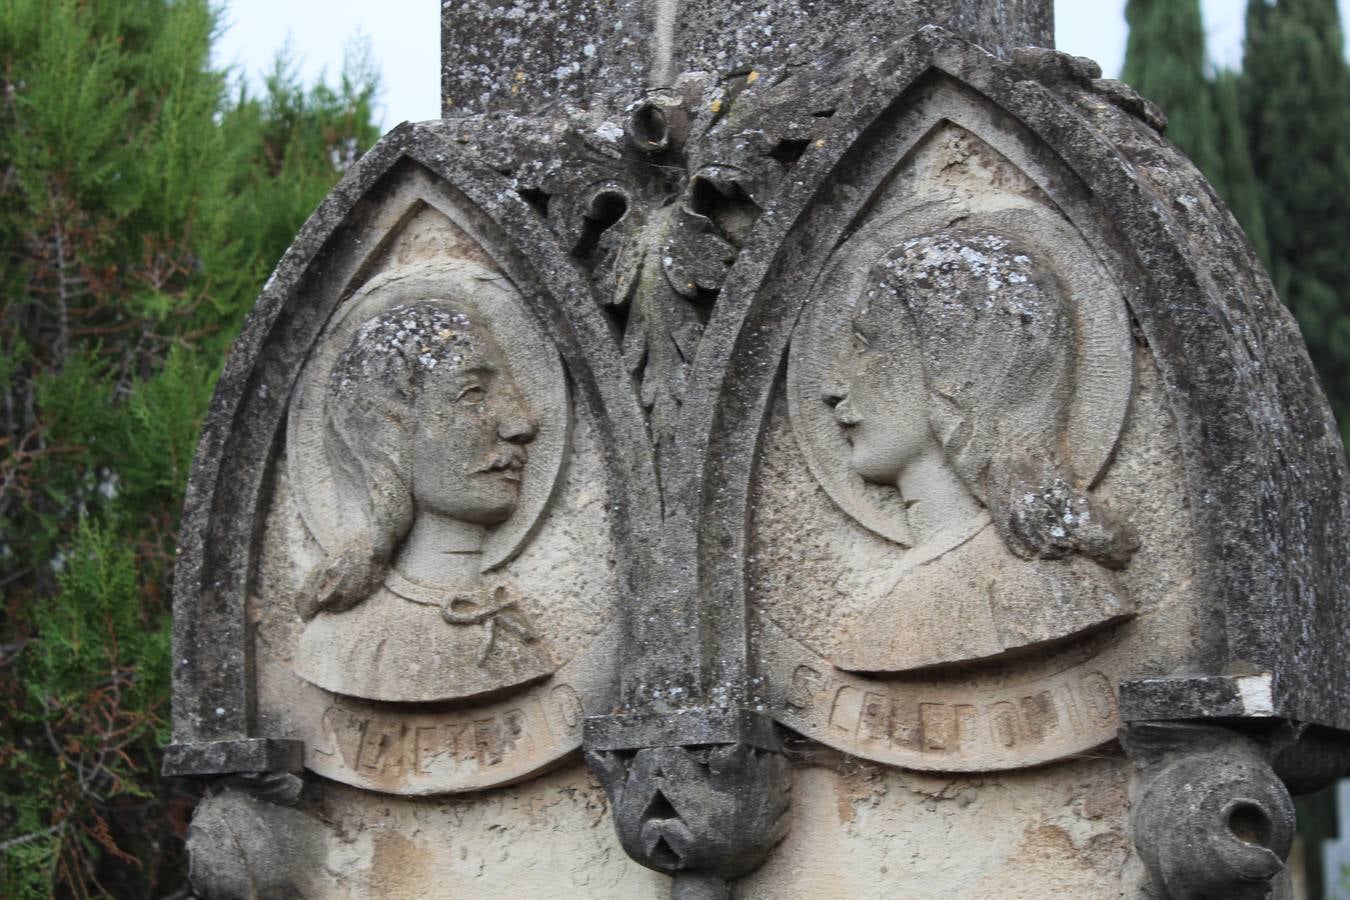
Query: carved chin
[[477, 480, 522, 523], [441, 479, 520, 525], [849, 446, 902, 486]]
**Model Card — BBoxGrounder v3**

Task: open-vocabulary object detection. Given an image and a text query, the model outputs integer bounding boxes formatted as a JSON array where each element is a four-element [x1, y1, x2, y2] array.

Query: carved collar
[[887, 508, 992, 585]]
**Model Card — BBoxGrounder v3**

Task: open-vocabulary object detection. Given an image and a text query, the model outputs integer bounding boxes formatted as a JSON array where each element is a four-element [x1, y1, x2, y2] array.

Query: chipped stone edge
[[1119, 674, 1282, 723], [163, 739, 305, 778]]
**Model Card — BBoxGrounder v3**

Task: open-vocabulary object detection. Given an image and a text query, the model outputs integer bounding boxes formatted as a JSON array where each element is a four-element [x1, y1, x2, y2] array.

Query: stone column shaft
[[442, 0, 1053, 116]]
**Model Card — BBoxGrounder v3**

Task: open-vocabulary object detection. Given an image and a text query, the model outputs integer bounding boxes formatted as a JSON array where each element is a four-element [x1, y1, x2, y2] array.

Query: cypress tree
[[1211, 69, 1271, 265], [0, 2, 380, 895], [1242, 0, 1350, 444], [1122, 0, 1221, 180]]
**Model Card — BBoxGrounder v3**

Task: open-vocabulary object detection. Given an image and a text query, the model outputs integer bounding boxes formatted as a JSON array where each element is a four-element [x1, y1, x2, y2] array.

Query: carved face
[[410, 325, 537, 524], [326, 302, 539, 533], [824, 302, 933, 486]]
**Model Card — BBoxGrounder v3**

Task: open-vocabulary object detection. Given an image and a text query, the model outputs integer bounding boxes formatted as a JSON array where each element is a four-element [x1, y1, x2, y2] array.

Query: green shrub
[[0, 1, 379, 895]]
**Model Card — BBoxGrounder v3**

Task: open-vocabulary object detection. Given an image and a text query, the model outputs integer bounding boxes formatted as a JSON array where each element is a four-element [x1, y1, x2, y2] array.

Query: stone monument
[[167, 1, 1350, 897]]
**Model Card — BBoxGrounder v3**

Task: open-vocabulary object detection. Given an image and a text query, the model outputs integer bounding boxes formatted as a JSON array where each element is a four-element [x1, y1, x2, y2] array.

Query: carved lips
[[478, 445, 527, 483]]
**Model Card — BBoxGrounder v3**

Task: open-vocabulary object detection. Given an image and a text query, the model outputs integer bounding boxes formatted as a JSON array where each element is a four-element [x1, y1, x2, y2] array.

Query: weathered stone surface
[[161, 738, 302, 778], [1120, 674, 1282, 723], [1124, 723, 1297, 899], [584, 708, 781, 751], [441, 0, 1053, 117], [186, 758, 1146, 898], [741, 756, 1143, 897], [170, 1, 1350, 896], [187, 765, 672, 898]]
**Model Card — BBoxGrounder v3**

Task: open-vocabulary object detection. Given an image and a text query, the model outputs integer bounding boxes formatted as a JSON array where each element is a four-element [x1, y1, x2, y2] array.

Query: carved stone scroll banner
[[296, 670, 593, 794], [761, 623, 1124, 772], [171, 6, 1350, 898]]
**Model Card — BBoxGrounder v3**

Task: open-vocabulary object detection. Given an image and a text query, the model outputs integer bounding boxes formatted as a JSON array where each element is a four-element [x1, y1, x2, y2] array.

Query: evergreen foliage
[[1122, 0, 1349, 446], [1209, 68, 1271, 265], [0, 1, 380, 895], [1122, 0, 1221, 179], [1242, 0, 1350, 445], [1120, 1, 1272, 266]]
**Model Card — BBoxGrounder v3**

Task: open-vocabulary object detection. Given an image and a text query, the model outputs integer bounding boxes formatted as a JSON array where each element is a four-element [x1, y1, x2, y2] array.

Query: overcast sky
[[214, 0, 1350, 130]]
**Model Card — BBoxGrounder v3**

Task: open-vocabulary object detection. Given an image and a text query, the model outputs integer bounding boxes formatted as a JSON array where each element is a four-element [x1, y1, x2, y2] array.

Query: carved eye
[[851, 330, 873, 351], [456, 384, 487, 403]]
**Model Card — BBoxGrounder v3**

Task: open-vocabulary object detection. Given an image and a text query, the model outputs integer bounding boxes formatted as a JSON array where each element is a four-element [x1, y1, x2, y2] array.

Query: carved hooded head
[[837, 228, 1134, 567]]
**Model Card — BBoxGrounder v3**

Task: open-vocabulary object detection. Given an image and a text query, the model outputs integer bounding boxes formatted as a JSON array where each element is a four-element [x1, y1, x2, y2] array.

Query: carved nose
[[497, 409, 538, 444], [822, 386, 859, 425], [493, 380, 539, 444]]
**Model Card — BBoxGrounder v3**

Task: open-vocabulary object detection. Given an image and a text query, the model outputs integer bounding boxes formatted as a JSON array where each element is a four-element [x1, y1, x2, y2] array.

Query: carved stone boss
[[167, 5, 1350, 897]]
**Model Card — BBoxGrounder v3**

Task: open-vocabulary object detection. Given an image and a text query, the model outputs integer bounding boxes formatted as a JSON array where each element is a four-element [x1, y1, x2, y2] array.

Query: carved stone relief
[[287, 261, 566, 702], [247, 175, 622, 795], [169, 24, 1350, 899], [791, 214, 1136, 673], [749, 108, 1200, 773]]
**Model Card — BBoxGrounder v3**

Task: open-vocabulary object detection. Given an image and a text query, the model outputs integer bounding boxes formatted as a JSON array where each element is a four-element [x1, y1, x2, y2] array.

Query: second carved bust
[[824, 229, 1138, 673]]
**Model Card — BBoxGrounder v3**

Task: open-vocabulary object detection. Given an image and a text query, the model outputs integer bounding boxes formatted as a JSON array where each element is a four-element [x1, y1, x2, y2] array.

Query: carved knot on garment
[[404, 584, 537, 666]]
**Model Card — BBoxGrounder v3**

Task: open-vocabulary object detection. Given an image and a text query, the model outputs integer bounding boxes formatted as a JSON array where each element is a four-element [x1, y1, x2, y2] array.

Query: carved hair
[[862, 228, 1136, 568], [297, 302, 484, 620]]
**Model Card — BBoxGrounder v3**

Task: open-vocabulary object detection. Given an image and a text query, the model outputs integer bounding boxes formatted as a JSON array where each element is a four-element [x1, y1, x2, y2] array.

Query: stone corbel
[[584, 709, 791, 900], [185, 771, 333, 900], [1120, 675, 1350, 899], [1122, 721, 1295, 899], [165, 739, 315, 898]]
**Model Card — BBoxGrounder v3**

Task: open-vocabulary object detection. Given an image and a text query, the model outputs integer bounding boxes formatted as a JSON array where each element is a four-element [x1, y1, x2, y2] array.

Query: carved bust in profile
[[824, 229, 1137, 672], [292, 300, 553, 702]]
